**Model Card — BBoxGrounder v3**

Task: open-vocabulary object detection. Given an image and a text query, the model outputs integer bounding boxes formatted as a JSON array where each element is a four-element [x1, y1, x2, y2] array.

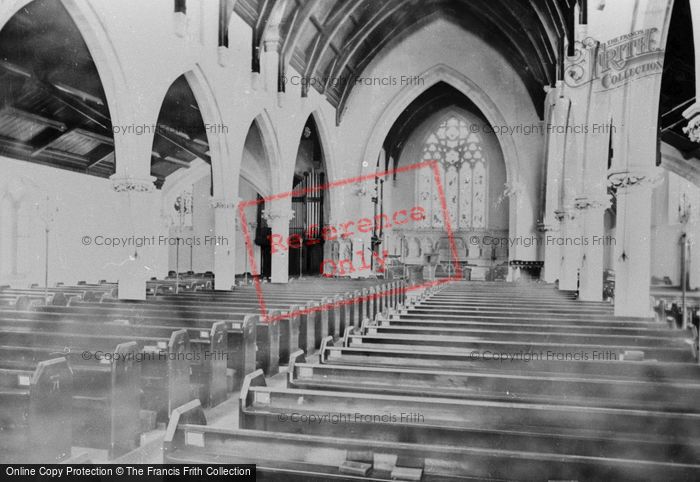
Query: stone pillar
[[263, 203, 294, 284], [211, 198, 237, 291], [556, 209, 581, 291], [339, 182, 374, 279], [576, 196, 608, 301], [689, 224, 700, 290], [540, 85, 569, 284], [539, 222, 561, 283], [609, 172, 654, 317], [110, 175, 158, 300]]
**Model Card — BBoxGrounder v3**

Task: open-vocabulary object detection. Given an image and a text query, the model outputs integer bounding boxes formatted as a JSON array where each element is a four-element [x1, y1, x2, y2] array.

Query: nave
[[163, 281, 700, 480], [2, 276, 699, 479], [2, 0, 700, 479]]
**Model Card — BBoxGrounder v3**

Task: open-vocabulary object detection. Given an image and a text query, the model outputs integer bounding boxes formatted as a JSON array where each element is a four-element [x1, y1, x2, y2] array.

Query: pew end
[[319, 336, 335, 363], [277, 305, 301, 366], [228, 314, 258, 392], [140, 329, 190, 422], [29, 358, 74, 461], [286, 350, 306, 388], [163, 399, 208, 459], [239, 369, 267, 416], [0, 357, 73, 463], [204, 321, 228, 407], [342, 326, 353, 347], [108, 341, 142, 459], [69, 340, 141, 459], [257, 310, 280, 376]]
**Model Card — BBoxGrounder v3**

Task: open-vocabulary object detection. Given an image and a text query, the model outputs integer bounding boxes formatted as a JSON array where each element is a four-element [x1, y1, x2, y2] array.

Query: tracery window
[[417, 116, 487, 229]]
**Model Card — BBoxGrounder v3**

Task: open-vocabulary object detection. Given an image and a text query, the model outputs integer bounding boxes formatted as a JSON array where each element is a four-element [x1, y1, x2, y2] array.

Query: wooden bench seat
[[378, 315, 687, 335], [100, 296, 325, 356], [0, 340, 140, 458], [405, 306, 638, 321], [240, 371, 700, 470], [0, 294, 49, 310], [344, 332, 695, 362], [162, 399, 699, 481], [0, 358, 72, 463], [363, 323, 692, 347], [320, 338, 700, 381], [0, 314, 227, 408], [32, 305, 258, 385], [421, 297, 614, 308], [166, 279, 404, 339], [397, 310, 656, 324], [154, 294, 346, 346], [1, 286, 118, 305], [290, 350, 700, 412], [0, 328, 194, 420]]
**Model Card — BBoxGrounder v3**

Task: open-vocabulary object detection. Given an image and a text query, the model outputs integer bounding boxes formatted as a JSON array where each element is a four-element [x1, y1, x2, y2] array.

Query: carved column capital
[[574, 195, 610, 211], [554, 208, 575, 222], [607, 170, 657, 192], [262, 23, 281, 53], [110, 175, 156, 193], [682, 114, 700, 144], [262, 207, 294, 223], [537, 221, 559, 233], [353, 182, 376, 198], [209, 198, 237, 210]]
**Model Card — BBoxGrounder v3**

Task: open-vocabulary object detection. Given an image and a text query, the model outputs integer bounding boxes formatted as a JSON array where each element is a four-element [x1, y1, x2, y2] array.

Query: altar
[[383, 229, 509, 280]]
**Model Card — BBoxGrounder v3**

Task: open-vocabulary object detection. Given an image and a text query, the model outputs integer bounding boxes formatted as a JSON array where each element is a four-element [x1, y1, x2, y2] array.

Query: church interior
[[1, 0, 699, 479]]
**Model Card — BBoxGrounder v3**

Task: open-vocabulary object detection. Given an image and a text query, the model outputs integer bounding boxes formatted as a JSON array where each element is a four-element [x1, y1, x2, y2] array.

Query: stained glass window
[[417, 116, 487, 229]]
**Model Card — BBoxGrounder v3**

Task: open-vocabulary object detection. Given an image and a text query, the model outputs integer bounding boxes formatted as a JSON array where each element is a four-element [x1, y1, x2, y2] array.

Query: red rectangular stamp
[[237, 159, 461, 323]]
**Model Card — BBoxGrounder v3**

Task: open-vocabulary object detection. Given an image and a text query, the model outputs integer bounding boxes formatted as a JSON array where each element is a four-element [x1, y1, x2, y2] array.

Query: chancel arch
[[377, 83, 509, 282]]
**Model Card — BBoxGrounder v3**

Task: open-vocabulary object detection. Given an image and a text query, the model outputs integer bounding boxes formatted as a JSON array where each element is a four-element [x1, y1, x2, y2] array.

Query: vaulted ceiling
[[0, 0, 210, 187], [236, 0, 580, 122], [0, 0, 582, 183], [658, 0, 699, 179]]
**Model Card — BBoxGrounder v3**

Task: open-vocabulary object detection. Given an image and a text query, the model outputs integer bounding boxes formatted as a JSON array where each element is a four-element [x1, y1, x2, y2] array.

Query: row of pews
[[164, 282, 700, 480], [0, 278, 403, 463], [0, 273, 214, 308]]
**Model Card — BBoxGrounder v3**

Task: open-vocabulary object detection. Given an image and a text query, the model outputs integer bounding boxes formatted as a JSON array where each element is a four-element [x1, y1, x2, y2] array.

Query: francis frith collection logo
[[565, 28, 665, 91]]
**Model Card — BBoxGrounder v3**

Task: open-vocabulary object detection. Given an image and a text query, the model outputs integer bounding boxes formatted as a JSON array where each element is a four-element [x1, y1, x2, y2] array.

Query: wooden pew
[[239, 370, 700, 478], [0, 294, 49, 310], [0, 325, 191, 417], [144, 279, 403, 352], [100, 296, 316, 357], [0, 358, 73, 463], [54, 301, 272, 376], [377, 313, 688, 335], [0, 340, 140, 458], [344, 331, 694, 362], [0, 313, 226, 409], [360, 322, 691, 351], [165, 279, 404, 343], [319, 337, 700, 381], [165, 399, 700, 481], [1, 285, 118, 305], [289, 349, 700, 412], [31, 305, 257, 391]]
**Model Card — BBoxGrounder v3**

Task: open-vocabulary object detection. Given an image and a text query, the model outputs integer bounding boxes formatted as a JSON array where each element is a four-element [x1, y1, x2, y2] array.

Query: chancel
[[0, 0, 699, 479]]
